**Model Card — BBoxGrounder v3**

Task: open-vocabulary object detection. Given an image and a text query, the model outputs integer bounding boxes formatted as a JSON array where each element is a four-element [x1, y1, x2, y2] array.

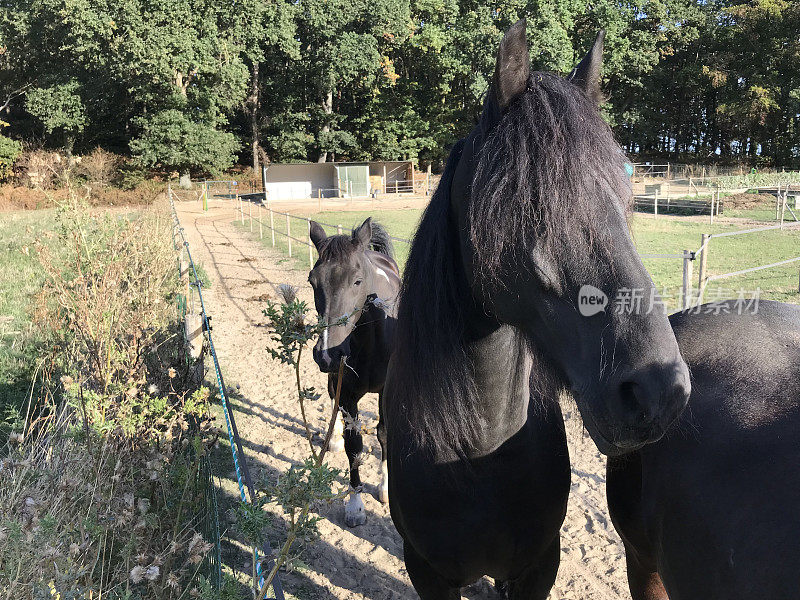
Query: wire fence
[[169, 185, 285, 600], [233, 195, 413, 268], [632, 177, 800, 222], [692, 220, 800, 302], [225, 191, 799, 312]]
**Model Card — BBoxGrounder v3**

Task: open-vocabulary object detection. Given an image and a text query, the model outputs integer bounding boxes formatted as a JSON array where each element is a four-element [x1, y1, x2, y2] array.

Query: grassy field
[[235, 206, 800, 310], [0, 210, 58, 425]]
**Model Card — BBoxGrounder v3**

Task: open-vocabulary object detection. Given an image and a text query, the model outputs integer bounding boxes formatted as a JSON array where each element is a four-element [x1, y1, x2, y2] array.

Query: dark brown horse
[[608, 299, 800, 599], [383, 21, 690, 599], [309, 218, 399, 526]]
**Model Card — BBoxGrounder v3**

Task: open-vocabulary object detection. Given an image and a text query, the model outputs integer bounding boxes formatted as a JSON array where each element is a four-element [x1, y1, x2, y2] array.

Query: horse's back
[[609, 300, 800, 599]]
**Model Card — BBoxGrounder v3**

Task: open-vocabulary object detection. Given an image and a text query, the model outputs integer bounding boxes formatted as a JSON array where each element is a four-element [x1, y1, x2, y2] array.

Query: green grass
[[632, 214, 800, 307], [0, 210, 59, 428], [236, 206, 800, 311]]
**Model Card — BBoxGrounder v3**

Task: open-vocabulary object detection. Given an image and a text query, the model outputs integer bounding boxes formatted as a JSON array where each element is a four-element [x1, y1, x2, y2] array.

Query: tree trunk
[[248, 60, 261, 172], [318, 88, 333, 163], [64, 132, 75, 166]]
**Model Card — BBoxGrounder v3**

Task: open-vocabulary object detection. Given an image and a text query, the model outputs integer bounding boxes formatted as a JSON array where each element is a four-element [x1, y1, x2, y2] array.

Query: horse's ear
[[309, 221, 327, 251], [494, 19, 530, 111], [353, 217, 372, 249], [569, 30, 605, 106]]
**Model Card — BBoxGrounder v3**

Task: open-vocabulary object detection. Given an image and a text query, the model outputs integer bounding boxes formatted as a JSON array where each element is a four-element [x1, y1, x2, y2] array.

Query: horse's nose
[[609, 360, 690, 445], [313, 344, 343, 373]]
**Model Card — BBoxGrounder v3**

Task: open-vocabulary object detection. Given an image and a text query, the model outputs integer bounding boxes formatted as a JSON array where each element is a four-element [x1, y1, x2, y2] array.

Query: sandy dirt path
[[175, 198, 631, 600]]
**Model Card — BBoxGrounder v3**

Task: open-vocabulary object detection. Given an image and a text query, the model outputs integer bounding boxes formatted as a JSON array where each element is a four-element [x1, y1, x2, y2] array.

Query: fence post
[[337, 224, 342, 236], [249, 201, 253, 233], [286, 213, 292, 257], [666, 163, 671, 181], [776, 184, 781, 221], [709, 191, 715, 225], [682, 250, 694, 310], [383, 165, 387, 194], [427, 164, 432, 195], [185, 313, 204, 360], [307, 219, 313, 267], [258, 204, 263, 240], [239, 195, 244, 224], [270, 208, 275, 247], [654, 190, 658, 218], [780, 189, 787, 229], [318, 188, 322, 212], [698, 234, 709, 293]]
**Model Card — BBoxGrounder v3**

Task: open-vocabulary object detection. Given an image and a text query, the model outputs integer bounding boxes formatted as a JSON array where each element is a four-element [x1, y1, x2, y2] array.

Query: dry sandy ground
[[175, 198, 631, 600]]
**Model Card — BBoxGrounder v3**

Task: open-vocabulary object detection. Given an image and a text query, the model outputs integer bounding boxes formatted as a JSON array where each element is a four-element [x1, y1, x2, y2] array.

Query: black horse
[[607, 299, 800, 600], [384, 20, 690, 599], [308, 217, 400, 527]]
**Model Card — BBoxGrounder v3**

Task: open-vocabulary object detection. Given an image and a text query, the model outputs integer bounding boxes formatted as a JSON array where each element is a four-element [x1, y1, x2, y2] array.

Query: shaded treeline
[[1, 0, 798, 174]]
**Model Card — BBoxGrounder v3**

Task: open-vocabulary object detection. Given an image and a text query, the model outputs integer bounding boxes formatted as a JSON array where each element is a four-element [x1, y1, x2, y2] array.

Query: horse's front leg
[[341, 392, 367, 527], [376, 391, 389, 504]]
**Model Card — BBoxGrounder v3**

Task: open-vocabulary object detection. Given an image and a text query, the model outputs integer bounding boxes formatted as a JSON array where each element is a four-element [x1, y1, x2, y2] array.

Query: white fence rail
[[216, 193, 800, 312]]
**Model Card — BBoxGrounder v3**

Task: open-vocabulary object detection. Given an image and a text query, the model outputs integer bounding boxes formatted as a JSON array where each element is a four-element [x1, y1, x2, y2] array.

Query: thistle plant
[[263, 284, 351, 461], [246, 284, 357, 598]]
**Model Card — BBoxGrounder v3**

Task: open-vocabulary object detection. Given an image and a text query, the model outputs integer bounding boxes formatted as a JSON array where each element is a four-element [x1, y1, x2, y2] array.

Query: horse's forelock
[[470, 72, 630, 286]]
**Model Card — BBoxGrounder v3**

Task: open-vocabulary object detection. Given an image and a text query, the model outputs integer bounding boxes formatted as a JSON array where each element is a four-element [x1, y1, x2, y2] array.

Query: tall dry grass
[[0, 193, 225, 599]]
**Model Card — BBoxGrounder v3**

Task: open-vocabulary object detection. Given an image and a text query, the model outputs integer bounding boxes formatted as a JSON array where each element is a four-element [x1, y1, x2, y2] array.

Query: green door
[[335, 164, 369, 197]]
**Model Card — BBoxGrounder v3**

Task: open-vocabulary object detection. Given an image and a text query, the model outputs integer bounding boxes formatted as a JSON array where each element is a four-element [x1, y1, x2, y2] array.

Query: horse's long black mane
[[471, 72, 630, 287], [388, 139, 483, 458], [318, 221, 394, 260], [391, 72, 630, 457]]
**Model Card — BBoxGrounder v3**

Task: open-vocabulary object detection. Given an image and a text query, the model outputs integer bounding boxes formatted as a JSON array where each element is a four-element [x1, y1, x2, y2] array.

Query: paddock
[[167, 185, 800, 598], [170, 194, 632, 599]]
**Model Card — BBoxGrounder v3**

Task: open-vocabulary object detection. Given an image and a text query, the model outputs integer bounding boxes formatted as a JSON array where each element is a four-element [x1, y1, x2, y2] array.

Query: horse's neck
[[364, 251, 400, 318], [464, 321, 533, 456]]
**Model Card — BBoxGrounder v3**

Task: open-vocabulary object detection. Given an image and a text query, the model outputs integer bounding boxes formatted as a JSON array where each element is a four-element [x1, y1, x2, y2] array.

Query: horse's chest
[[391, 427, 569, 583]]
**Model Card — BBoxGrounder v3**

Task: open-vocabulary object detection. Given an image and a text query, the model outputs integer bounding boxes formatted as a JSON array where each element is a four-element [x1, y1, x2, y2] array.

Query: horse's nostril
[[617, 379, 656, 427], [618, 381, 642, 415]]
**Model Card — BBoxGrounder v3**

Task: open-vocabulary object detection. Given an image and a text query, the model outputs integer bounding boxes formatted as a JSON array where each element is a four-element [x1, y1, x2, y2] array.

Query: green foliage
[[3, 0, 800, 167], [25, 83, 86, 136], [131, 110, 240, 175], [239, 289, 349, 596], [0, 132, 22, 181]]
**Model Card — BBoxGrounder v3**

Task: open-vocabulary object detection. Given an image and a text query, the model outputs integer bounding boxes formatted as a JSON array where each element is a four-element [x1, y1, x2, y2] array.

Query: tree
[[130, 110, 239, 182], [25, 83, 87, 160]]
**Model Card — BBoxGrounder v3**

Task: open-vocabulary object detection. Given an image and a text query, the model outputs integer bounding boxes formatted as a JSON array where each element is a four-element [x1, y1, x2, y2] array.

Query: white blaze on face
[[321, 327, 330, 362], [375, 267, 391, 284]]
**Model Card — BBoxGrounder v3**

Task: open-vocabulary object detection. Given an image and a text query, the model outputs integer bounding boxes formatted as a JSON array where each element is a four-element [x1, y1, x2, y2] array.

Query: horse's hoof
[[329, 436, 344, 453], [344, 491, 366, 527]]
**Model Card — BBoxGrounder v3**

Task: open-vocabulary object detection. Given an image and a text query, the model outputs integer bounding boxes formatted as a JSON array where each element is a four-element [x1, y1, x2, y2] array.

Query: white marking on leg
[[375, 267, 390, 283], [378, 460, 389, 504], [344, 488, 366, 527]]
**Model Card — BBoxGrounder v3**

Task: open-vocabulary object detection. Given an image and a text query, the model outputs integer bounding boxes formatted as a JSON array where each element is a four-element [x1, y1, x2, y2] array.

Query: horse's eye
[[354, 280, 362, 286]]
